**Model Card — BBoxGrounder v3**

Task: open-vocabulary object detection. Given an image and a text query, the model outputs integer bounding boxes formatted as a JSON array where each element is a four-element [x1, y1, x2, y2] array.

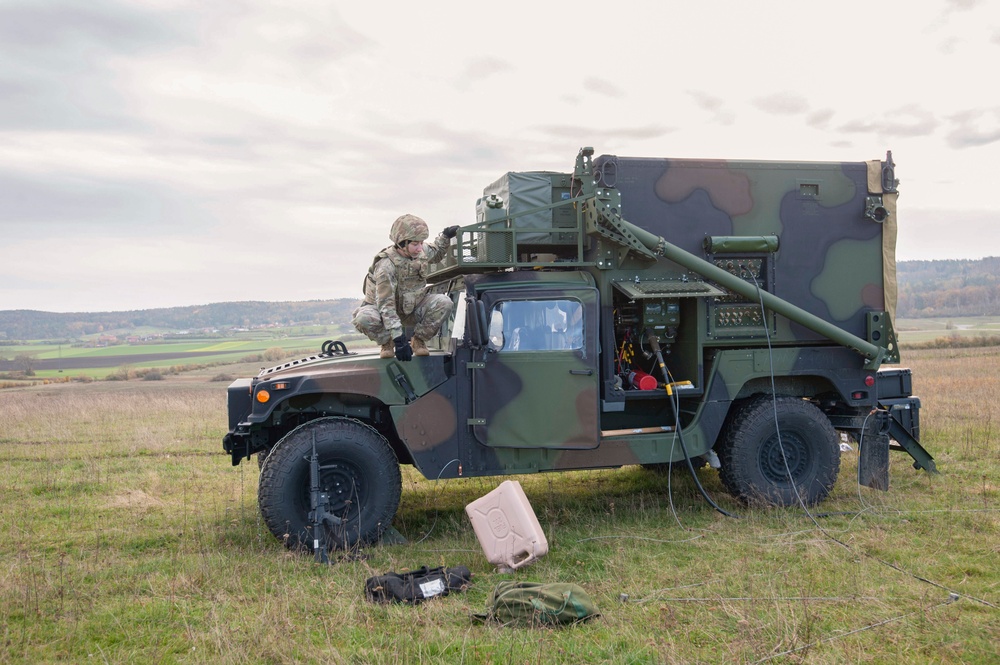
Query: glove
[[393, 334, 413, 362], [442, 225, 459, 239]]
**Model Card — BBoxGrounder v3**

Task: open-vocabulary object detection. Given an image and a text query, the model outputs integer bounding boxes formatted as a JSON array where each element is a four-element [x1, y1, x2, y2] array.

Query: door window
[[487, 299, 583, 353]]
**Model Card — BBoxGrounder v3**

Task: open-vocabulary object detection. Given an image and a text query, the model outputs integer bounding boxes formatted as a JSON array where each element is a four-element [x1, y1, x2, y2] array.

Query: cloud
[[0, 0, 185, 54], [0, 0, 189, 131], [837, 104, 938, 138], [0, 169, 205, 235], [946, 108, 1000, 148], [583, 77, 625, 99], [687, 91, 735, 125], [751, 92, 810, 116], [806, 109, 835, 129], [453, 56, 514, 90], [1, 1, 998, 313], [944, 0, 983, 10], [533, 124, 674, 143], [898, 207, 1000, 261]]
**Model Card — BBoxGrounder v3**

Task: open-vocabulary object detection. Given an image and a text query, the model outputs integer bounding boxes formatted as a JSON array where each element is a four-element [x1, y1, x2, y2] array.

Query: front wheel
[[718, 396, 840, 507], [258, 417, 401, 552]]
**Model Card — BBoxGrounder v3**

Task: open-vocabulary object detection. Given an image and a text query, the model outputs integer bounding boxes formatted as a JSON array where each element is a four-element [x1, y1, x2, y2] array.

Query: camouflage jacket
[[363, 234, 450, 338]]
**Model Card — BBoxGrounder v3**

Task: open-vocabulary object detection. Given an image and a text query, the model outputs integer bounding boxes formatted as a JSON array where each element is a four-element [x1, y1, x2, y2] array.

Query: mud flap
[[858, 431, 890, 491]]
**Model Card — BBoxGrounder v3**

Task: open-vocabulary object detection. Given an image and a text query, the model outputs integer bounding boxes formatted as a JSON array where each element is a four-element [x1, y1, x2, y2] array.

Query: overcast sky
[[2, 0, 998, 313]]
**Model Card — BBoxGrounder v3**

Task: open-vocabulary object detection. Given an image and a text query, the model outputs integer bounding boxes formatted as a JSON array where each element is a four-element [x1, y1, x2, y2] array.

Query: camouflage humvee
[[223, 147, 935, 554]]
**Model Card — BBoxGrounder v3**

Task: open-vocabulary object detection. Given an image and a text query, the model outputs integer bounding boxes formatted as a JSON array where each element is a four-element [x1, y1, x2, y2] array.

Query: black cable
[[672, 392, 742, 519], [411, 458, 462, 545], [645, 329, 742, 519], [744, 270, 995, 607]]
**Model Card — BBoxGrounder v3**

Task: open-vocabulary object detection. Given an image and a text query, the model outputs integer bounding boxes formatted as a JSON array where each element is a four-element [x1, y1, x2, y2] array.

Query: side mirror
[[465, 296, 488, 349]]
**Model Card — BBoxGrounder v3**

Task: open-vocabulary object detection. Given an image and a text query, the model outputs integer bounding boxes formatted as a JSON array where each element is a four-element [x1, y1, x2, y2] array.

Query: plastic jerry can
[[465, 480, 548, 571]]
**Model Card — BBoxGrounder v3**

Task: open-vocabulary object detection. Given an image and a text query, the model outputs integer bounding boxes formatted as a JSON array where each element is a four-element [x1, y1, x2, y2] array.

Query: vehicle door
[[471, 286, 599, 449]]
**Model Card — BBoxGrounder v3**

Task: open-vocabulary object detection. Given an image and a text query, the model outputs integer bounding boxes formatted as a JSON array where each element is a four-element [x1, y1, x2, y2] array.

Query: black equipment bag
[[365, 565, 473, 604]]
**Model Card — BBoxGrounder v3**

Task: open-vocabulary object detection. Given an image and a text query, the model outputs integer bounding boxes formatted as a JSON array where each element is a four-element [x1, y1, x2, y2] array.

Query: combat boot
[[379, 340, 394, 359], [411, 336, 430, 357]]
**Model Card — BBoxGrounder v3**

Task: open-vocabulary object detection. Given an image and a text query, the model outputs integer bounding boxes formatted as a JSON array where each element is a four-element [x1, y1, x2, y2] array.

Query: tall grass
[[0, 349, 997, 663]]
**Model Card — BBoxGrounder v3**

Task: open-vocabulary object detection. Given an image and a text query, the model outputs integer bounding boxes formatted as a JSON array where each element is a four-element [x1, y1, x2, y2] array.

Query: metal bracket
[[387, 364, 417, 403], [865, 196, 889, 223], [888, 417, 938, 474]]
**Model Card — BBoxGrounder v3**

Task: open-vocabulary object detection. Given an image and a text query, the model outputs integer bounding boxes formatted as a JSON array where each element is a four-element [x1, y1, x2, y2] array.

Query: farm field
[[0, 328, 376, 380], [0, 347, 997, 663], [2, 316, 997, 383], [895, 316, 1000, 344]]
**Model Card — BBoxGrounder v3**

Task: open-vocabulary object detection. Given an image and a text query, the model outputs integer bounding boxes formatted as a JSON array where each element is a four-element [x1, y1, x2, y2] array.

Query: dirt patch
[[0, 351, 233, 371], [107, 489, 165, 509]]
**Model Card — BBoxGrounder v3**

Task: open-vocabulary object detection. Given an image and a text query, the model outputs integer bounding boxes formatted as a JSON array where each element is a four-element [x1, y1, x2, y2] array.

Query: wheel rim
[[302, 459, 367, 519], [759, 432, 810, 484]]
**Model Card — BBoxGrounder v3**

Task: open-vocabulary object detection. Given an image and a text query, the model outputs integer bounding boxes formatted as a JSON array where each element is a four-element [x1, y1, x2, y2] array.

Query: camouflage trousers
[[352, 293, 453, 345]]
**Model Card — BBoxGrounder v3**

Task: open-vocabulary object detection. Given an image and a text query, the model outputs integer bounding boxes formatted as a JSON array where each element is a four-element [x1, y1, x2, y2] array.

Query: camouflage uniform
[[352, 214, 453, 346]]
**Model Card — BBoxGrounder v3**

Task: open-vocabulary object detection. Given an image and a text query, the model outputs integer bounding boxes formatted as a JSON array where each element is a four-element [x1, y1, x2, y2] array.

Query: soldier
[[352, 214, 459, 360]]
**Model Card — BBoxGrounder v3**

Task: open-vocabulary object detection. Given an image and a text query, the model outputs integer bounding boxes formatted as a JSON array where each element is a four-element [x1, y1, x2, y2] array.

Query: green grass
[[7, 316, 999, 384], [1, 331, 377, 381], [0, 349, 997, 663]]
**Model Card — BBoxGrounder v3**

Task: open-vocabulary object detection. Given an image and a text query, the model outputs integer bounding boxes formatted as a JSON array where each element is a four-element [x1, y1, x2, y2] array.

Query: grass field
[[1, 349, 997, 663], [3, 317, 997, 383], [895, 316, 1000, 344], [0, 330, 376, 380]]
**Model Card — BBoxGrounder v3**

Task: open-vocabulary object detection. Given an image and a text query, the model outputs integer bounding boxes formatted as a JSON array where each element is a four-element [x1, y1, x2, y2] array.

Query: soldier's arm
[[420, 232, 453, 264], [373, 259, 404, 339]]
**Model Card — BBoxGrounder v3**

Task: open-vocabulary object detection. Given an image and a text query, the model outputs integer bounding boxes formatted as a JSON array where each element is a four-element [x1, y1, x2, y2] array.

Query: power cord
[[411, 458, 462, 545], [644, 328, 742, 519], [747, 270, 996, 609]]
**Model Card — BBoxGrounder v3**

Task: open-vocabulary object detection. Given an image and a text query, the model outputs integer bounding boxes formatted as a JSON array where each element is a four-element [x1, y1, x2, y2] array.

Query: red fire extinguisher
[[627, 369, 657, 391]]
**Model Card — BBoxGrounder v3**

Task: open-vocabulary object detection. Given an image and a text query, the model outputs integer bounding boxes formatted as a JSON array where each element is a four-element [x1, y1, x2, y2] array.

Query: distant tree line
[[0, 299, 362, 341], [897, 257, 1000, 317], [2, 258, 998, 340]]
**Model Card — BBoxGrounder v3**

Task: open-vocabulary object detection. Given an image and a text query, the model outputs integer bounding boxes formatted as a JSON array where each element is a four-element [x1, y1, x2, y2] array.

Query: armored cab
[[223, 147, 933, 556]]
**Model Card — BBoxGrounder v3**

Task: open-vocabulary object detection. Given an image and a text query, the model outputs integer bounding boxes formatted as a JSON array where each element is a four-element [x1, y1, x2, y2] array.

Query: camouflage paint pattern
[[389, 213, 430, 245], [590, 153, 889, 343], [224, 147, 927, 490]]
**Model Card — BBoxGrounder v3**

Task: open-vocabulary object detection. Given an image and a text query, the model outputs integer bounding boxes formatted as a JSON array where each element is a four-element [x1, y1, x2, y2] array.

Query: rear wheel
[[718, 396, 839, 507], [258, 417, 401, 552]]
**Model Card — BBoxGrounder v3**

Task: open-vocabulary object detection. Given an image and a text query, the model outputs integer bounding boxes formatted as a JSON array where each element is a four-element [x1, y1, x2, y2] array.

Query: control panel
[[708, 256, 775, 338]]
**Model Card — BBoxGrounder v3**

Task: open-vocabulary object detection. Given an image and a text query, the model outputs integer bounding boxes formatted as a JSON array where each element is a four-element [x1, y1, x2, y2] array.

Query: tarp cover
[[482, 171, 559, 243]]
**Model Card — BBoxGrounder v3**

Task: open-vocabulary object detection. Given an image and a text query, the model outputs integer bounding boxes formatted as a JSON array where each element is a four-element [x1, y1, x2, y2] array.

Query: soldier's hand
[[393, 334, 413, 362], [442, 225, 459, 239]]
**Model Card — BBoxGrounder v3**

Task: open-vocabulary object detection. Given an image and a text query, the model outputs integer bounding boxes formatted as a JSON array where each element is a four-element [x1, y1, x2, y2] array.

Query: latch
[[386, 363, 417, 403]]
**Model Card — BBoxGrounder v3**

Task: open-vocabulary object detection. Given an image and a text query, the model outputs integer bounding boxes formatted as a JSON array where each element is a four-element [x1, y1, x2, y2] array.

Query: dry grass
[[0, 349, 997, 664], [908, 345, 998, 460]]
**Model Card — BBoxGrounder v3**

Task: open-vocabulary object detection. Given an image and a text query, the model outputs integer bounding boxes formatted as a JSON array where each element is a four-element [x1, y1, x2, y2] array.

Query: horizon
[[2, 1, 999, 312], [0, 254, 996, 316]]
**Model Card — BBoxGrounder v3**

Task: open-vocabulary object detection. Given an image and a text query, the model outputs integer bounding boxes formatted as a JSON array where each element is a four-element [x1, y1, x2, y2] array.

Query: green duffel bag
[[474, 581, 600, 626]]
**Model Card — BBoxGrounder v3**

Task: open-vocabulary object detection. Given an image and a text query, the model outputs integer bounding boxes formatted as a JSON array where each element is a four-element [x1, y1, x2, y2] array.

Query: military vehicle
[[223, 147, 935, 554]]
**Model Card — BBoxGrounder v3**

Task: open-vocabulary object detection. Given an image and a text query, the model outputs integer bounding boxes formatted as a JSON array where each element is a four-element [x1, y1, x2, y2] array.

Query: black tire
[[256, 446, 271, 471], [718, 396, 840, 507], [258, 417, 401, 552]]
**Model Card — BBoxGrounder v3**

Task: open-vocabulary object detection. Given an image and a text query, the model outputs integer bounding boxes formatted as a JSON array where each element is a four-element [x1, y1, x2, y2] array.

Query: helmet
[[389, 214, 429, 246]]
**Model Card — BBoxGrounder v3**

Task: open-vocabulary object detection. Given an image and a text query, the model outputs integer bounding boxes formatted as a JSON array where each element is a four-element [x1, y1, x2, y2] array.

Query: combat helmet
[[390, 214, 429, 246]]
